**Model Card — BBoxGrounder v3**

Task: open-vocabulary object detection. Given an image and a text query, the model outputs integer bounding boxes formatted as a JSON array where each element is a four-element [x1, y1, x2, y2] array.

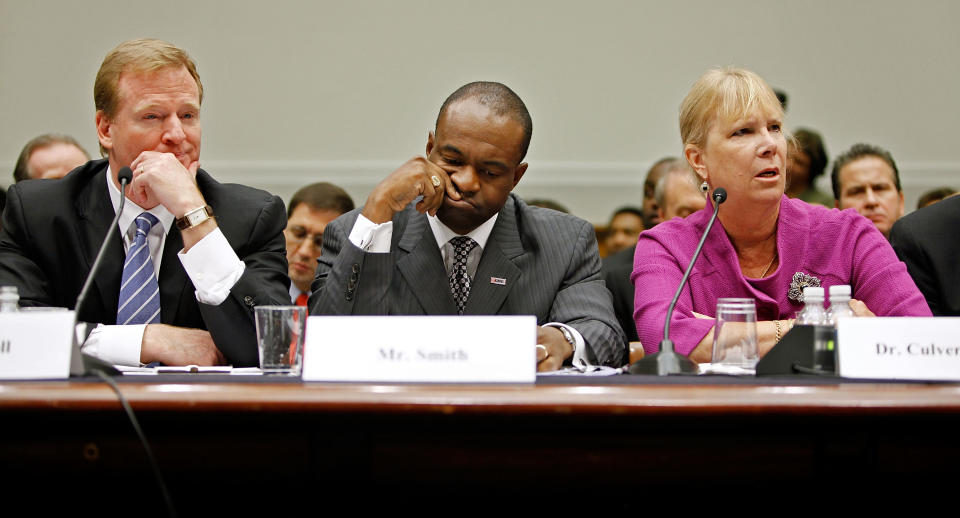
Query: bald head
[[436, 81, 532, 162], [642, 157, 688, 228], [14, 134, 89, 182], [655, 166, 706, 221]]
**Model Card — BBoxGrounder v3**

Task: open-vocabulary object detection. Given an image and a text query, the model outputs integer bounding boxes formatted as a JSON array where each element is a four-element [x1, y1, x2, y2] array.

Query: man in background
[[603, 206, 643, 256], [832, 143, 904, 238], [602, 157, 690, 345], [654, 166, 706, 221], [13, 133, 90, 182], [285, 182, 354, 305]]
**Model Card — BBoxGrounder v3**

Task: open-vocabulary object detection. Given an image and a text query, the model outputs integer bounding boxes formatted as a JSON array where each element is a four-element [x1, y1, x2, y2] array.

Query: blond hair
[[94, 38, 203, 119], [679, 67, 783, 149]]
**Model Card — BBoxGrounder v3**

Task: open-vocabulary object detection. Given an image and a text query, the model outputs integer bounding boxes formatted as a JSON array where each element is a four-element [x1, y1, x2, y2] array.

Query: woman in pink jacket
[[632, 67, 930, 363]]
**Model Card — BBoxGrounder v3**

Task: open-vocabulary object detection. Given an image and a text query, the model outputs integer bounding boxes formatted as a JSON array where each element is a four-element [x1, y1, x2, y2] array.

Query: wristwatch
[[176, 205, 214, 231]]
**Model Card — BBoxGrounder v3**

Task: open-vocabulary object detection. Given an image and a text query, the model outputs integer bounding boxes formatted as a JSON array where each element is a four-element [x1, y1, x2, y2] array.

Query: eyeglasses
[[285, 226, 323, 250]]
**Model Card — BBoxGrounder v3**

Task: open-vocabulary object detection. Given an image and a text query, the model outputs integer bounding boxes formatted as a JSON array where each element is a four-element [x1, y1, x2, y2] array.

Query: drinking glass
[[255, 305, 307, 375], [711, 298, 758, 369]]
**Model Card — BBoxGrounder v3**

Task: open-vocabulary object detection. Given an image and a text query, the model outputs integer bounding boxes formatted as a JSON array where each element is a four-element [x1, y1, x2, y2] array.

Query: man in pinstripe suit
[[310, 82, 625, 370]]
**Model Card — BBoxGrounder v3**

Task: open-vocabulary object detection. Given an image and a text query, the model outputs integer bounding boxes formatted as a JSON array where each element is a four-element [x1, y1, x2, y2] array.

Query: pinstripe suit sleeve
[[547, 217, 626, 367], [309, 208, 395, 315]]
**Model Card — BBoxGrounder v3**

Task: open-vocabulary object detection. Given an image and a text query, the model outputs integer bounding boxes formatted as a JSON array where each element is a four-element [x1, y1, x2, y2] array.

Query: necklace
[[759, 250, 777, 278]]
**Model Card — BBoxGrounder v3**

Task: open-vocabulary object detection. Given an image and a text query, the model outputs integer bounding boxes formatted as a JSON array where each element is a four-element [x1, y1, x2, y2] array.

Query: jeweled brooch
[[788, 272, 821, 303]]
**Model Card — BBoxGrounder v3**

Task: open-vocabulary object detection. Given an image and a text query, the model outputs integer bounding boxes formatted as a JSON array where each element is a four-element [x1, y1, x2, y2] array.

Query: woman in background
[[785, 128, 833, 207]]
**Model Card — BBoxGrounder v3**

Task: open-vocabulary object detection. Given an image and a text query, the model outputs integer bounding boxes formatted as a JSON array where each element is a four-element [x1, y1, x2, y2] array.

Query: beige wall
[[2, 0, 958, 221]]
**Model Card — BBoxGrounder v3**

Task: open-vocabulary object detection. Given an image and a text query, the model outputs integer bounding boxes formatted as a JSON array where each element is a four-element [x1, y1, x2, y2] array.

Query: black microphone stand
[[71, 166, 134, 375], [629, 188, 727, 375]]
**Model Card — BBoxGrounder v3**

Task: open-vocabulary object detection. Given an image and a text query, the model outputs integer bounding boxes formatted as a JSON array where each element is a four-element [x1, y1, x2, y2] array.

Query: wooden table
[[3, 377, 958, 512]]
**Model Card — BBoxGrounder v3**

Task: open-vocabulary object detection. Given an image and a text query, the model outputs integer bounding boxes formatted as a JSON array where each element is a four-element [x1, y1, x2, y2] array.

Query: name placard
[[837, 317, 960, 381], [0, 311, 76, 380], [302, 315, 537, 383]]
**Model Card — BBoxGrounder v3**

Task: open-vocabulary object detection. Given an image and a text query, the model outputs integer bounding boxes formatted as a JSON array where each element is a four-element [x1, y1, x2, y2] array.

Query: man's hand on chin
[[140, 324, 225, 366], [536, 326, 573, 372]]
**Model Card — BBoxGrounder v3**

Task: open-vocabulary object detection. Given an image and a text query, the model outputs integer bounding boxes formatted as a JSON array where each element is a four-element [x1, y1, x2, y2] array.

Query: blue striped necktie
[[117, 212, 162, 325]]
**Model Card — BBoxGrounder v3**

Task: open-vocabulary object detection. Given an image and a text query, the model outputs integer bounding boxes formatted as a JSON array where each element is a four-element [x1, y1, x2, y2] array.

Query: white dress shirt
[[81, 168, 246, 366], [347, 212, 589, 367], [289, 282, 308, 305]]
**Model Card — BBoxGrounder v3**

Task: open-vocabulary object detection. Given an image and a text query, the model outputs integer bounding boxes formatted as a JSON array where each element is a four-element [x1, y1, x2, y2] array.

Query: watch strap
[[175, 205, 214, 231]]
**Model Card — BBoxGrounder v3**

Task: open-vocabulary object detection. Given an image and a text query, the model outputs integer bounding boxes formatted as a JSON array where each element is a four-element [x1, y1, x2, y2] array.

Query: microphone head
[[712, 187, 727, 204], [117, 166, 133, 185]]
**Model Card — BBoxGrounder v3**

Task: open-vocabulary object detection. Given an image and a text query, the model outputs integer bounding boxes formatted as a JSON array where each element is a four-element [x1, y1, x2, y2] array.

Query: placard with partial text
[[0, 311, 75, 379], [302, 315, 537, 383], [837, 317, 960, 380]]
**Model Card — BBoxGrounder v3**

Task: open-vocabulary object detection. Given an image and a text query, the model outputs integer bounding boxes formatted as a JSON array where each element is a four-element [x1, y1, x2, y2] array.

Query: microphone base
[[628, 340, 698, 376]]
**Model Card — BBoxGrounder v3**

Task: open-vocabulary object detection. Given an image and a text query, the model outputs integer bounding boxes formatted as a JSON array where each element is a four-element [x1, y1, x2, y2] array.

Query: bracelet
[[775, 320, 782, 342]]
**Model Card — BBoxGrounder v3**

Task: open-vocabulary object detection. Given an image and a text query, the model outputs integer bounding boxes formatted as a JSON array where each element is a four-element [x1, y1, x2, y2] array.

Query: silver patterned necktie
[[117, 212, 162, 325], [448, 236, 478, 315]]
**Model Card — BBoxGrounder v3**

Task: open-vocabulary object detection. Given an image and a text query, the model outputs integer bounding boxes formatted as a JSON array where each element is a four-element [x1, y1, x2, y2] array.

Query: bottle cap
[[803, 286, 824, 300], [828, 285, 851, 297]]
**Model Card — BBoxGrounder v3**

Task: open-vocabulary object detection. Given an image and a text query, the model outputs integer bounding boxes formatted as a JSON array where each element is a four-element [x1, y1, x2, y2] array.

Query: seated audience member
[[0, 38, 289, 367], [640, 157, 686, 230], [916, 186, 956, 209], [604, 206, 643, 256], [831, 143, 904, 238], [890, 195, 958, 315], [13, 134, 90, 182], [524, 198, 569, 213], [633, 67, 930, 362], [785, 128, 833, 207], [310, 81, 625, 370], [602, 157, 688, 344], [286, 182, 354, 305], [654, 165, 706, 221]]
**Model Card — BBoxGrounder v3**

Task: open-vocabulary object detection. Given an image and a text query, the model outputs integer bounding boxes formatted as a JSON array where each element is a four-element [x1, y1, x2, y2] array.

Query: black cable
[[792, 364, 838, 377], [93, 370, 176, 518]]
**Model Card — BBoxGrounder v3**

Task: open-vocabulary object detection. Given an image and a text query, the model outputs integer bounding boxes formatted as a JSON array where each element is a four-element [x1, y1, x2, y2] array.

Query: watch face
[[178, 206, 211, 230]]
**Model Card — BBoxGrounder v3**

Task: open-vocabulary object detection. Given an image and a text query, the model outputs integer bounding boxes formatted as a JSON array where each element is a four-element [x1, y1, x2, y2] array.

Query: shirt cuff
[[178, 227, 246, 305], [348, 214, 394, 253], [542, 322, 588, 367], [81, 323, 146, 366]]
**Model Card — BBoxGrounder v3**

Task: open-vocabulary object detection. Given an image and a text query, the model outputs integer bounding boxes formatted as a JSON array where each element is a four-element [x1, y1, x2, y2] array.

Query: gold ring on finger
[[430, 175, 442, 188]]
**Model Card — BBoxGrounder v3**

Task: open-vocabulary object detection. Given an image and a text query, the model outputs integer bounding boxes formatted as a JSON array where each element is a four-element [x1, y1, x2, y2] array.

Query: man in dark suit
[[889, 194, 959, 316], [284, 182, 355, 306], [311, 82, 624, 369], [0, 38, 289, 367]]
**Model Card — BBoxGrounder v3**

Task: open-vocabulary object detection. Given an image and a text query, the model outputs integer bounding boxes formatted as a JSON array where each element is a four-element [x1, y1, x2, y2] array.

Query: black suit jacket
[[601, 245, 639, 349], [0, 159, 290, 366], [889, 196, 959, 316], [310, 194, 626, 367]]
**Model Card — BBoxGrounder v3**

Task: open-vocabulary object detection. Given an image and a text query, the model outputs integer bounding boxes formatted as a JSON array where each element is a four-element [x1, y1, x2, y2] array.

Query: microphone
[[74, 166, 133, 317], [630, 187, 727, 375], [70, 167, 133, 376]]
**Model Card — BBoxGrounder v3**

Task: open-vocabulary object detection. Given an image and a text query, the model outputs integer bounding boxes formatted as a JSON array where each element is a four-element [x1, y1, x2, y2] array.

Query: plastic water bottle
[[797, 286, 833, 372], [0, 286, 19, 313], [826, 285, 855, 324], [796, 286, 826, 325], [825, 285, 855, 372]]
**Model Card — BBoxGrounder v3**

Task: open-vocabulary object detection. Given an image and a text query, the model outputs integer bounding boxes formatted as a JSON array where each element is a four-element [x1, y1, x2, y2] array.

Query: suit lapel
[[397, 214, 458, 315], [75, 168, 124, 323], [464, 197, 522, 315]]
